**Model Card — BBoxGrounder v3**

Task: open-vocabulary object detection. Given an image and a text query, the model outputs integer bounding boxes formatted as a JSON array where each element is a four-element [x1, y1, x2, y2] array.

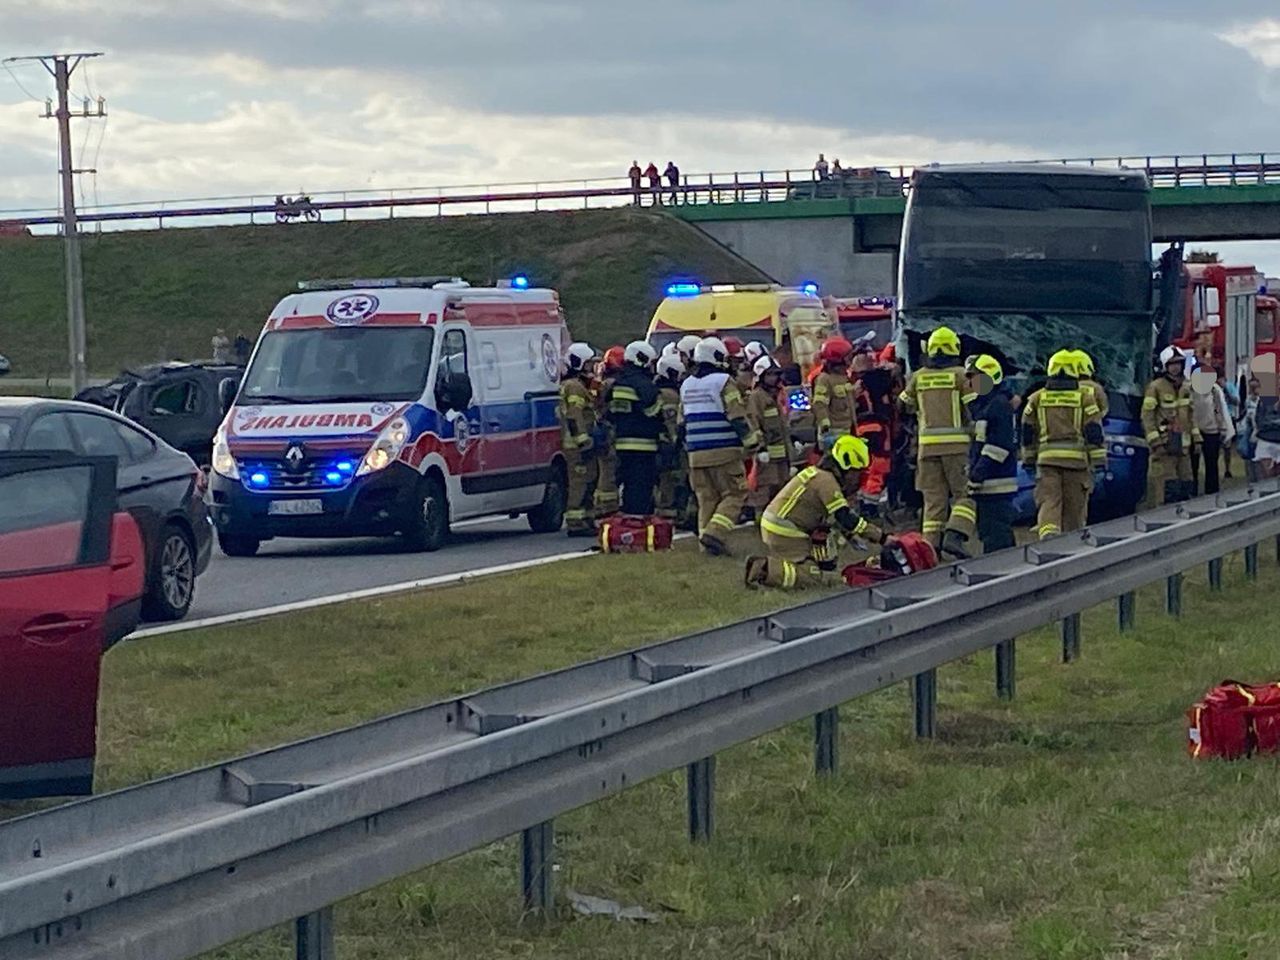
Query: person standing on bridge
[[665, 161, 681, 205], [629, 161, 643, 206], [813, 154, 830, 180], [644, 162, 662, 205]]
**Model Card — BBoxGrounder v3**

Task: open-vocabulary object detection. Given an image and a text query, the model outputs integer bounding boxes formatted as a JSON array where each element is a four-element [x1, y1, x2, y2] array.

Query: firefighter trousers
[[975, 495, 1016, 553], [617, 450, 658, 516], [1146, 449, 1193, 508], [755, 529, 832, 589], [690, 459, 746, 548], [915, 455, 976, 546], [655, 465, 688, 521], [594, 452, 619, 515], [564, 452, 599, 533], [1034, 465, 1090, 539]]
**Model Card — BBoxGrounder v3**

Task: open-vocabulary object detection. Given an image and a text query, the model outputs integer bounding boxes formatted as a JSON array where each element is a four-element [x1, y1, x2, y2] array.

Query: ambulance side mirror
[[218, 377, 239, 415]]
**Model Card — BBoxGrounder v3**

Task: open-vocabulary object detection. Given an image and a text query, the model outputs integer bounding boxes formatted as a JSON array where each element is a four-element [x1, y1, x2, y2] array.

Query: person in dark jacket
[[965, 354, 1018, 552], [605, 340, 666, 515]]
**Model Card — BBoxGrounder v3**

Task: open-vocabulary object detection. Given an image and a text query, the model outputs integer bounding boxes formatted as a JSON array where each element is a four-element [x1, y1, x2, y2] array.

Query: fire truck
[[824, 296, 894, 351], [1170, 262, 1268, 386]]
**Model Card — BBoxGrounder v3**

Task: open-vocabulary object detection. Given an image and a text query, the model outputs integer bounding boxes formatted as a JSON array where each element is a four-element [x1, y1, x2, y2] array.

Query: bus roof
[[913, 163, 1149, 190]]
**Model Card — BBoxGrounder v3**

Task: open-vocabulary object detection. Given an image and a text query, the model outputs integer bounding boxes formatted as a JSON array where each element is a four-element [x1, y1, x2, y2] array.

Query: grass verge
[[10, 533, 1280, 959]]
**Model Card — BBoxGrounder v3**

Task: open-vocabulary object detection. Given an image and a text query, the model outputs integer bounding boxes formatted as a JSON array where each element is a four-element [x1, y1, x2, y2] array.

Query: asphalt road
[[184, 515, 590, 621]]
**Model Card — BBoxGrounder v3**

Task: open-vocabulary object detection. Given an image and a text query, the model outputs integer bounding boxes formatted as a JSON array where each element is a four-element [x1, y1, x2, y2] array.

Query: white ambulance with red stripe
[[208, 277, 569, 555]]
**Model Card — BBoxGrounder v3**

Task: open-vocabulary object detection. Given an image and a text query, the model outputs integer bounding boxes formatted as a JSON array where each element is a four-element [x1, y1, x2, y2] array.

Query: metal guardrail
[[2, 483, 1280, 960], [3, 152, 1278, 233]]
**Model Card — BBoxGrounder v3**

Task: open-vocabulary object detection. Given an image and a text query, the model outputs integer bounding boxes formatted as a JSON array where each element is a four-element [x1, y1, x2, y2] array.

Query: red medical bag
[[597, 515, 674, 554], [1187, 681, 1280, 759]]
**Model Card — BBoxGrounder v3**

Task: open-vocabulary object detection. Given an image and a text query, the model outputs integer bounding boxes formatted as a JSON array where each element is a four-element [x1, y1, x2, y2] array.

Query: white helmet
[[565, 342, 596, 373], [624, 340, 658, 368], [660, 341, 681, 360], [744, 341, 770, 365], [656, 354, 684, 380], [1159, 345, 1185, 368], [753, 355, 781, 379], [693, 336, 729, 367], [676, 334, 701, 360]]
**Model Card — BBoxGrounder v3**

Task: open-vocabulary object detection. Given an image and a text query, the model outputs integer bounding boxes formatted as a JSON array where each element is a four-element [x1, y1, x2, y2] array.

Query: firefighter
[[723, 336, 753, 395], [964, 354, 1018, 552], [1022, 350, 1104, 538], [899, 326, 976, 557], [744, 340, 770, 369], [812, 337, 857, 449], [603, 341, 664, 516], [744, 435, 889, 589], [593, 345, 626, 517], [675, 334, 701, 376], [1143, 345, 1199, 506], [680, 336, 760, 555], [654, 352, 688, 523], [745, 355, 793, 513], [558, 342, 601, 537]]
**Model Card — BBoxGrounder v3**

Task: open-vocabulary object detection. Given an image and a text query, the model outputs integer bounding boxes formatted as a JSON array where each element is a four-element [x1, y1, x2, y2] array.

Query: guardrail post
[[1118, 592, 1136, 632], [1246, 543, 1259, 581], [687, 757, 716, 842], [913, 669, 937, 739], [521, 820, 554, 914], [814, 707, 838, 775], [1166, 573, 1183, 617], [295, 907, 334, 960], [1060, 613, 1082, 663], [1274, 533, 1279, 566], [995, 639, 1016, 701], [1208, 557, 1224, 592]]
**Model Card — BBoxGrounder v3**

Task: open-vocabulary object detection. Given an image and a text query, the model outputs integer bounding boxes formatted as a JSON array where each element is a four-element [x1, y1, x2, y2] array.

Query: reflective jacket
[[968, 384, 1018, 496], [812, 368, 857, 439], [558, 375, 597, 455], [680, 367, 757, 467], [1021, 376, 1104, 470], [604, 365, 664, 453], [1142, 375, 1199, 453], [900, 362, 971, 458], [746, 385, 792, 463], [654, 377, 682, 448], [761, 465, 883, 544], [1081, 378, 1109, 421]]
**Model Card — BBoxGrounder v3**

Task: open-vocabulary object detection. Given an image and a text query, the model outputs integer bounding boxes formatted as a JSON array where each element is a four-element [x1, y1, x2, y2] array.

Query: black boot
[[940, 529, 971, 560]]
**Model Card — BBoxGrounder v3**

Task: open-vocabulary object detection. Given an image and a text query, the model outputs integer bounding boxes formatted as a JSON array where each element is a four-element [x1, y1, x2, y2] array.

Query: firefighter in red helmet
[[812, 337, 858, 451]]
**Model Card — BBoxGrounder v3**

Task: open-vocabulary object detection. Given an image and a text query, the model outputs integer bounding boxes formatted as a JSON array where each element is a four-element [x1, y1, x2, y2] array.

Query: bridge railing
[[2, 152, 1276, 233]]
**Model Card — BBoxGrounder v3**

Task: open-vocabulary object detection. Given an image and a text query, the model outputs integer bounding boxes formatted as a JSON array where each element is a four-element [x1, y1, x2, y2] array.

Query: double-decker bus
[[896, 163, 1155, 520]]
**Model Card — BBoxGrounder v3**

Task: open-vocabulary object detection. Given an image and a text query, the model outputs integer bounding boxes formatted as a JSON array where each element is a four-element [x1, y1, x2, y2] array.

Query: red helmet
[[880, 532, 938, 576], [602, 345, 626, 373], [722, 336, 745, 357], [820, 337, 854, 365], [877, 343, 897, 365]]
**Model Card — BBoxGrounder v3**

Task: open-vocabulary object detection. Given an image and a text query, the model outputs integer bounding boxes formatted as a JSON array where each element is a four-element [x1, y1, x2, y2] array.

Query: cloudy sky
[[2, 1, 1279, 273]]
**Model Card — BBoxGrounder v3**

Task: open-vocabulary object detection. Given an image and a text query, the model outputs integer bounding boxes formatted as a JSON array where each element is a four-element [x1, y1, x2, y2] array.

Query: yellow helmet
[[926, 326, 961, 357], [965, 353, 1004, 385], [829, 435, 871, 472], [1074, 349, 1095, 377], [1047, 349, 1080, 378]]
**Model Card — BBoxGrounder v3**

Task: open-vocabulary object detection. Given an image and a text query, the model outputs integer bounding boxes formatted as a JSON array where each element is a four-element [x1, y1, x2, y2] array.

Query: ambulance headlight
[[211, 429, 239, 480], [358, 417, 411, 476]]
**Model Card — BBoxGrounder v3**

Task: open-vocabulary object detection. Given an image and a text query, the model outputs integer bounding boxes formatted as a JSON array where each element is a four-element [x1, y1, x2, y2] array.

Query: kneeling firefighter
[[745, 435, 888, 590]]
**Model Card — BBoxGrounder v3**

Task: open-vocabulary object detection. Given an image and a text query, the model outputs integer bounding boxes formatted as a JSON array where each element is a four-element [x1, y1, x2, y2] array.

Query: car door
[[0, 453, 118, 798], [142, 377, 208, 459], [435, 324, 489, 513]]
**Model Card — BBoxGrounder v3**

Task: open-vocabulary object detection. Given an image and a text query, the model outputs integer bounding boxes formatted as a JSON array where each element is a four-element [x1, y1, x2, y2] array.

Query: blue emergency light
[[247, 471, 269, 488], [511, 274, 530, 290], [335, 460, 354, 474], [787, 387, 812, 412], [801, 282, 819, 296], [666, 282, 702, 298], [324, 471, 343, 485]]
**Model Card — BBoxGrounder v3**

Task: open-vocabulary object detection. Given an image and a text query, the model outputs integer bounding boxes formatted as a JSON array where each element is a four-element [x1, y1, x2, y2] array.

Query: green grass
[[0, 210, 763, 378], [9, 533, 1280, 959]]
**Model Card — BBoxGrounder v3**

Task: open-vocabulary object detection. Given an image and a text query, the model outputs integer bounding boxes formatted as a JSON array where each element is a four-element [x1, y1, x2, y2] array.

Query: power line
[[2, 60, 45, 102]]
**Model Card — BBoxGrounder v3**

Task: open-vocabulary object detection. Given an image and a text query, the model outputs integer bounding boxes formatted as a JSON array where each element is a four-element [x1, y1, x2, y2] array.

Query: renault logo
[[284, 444, 305, 471]]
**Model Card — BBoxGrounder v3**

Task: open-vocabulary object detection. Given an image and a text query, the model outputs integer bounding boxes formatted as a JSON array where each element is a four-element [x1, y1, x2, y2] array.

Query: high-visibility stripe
[[612, 386, 641, 401], [974, 477, 1018, 494], [920, 433, 969, 445], [917, 372, 958, 389], [974, 420, 988, 442], [565, 508, 588, 520], [643, 399, 664, 417], [952, 503, 977, 520], [646, 525, 655, 551], [1145, 430, 1161, 442], [709, 513, 736, 530], [599, 523, 611, 551], [852, 516, 868, 535], [782, 561, 797, 588], [1142, 396, 1157, 411], [922, 520, 945, 532], [566, 395, 587, 407], [824, 494, 849, 513], [980, 443, 1010, 463], [761, 515, 809, 538], [616, 438, 659, 452], [1235, 684, 1257, 705], [1039, 523, 1060, 538], [767, 444, 787, 458]]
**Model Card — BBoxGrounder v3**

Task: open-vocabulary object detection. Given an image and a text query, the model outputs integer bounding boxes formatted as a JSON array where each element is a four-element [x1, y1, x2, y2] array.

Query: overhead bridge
[[2, 482, 1280, 960]]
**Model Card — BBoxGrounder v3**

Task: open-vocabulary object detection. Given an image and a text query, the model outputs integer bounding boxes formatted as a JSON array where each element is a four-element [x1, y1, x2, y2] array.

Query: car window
[[0, 416, 15, 450], [115, 421, 156, 463], [150, 381, 200, 416], [0, 465, 91, 574], [66, 413, 127, 459], [24, 413, 78, 452]]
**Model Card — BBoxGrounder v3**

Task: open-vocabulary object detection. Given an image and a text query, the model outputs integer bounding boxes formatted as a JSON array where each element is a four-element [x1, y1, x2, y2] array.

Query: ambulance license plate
[[268, 499, 323, 516]]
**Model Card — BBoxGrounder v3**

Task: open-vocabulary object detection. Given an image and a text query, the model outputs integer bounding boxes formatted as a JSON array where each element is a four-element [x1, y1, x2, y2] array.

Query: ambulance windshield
[[240, 327, 435, 403]]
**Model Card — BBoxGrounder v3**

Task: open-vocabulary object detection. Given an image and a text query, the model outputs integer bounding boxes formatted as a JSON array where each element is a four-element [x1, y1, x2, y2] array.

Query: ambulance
[[208, 277, 569, 555]]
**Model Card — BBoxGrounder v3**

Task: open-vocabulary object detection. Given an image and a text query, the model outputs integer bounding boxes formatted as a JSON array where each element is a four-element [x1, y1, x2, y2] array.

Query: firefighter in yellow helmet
[[1021, 349, 1105, 538], [1142, 346, 1198, 506], [899, 325, 976, 557], [1072, 349, 1109, 493], [745, 435, 888, 589]]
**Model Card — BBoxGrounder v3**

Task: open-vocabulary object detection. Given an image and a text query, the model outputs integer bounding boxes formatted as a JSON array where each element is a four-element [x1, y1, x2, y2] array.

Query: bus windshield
[[240, 327, 435, 403]]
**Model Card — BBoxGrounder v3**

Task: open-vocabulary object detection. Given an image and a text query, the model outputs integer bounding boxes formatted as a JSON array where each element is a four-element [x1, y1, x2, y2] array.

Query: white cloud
[[1219, 18, 1280, 68]]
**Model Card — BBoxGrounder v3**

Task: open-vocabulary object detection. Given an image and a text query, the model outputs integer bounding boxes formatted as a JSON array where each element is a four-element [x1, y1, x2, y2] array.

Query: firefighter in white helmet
[[654, 352, 689, 523], [1143, 345, 1198, 505], [675, 334, 701, 375], [680, 336, 760, 554], [745, 354, 793, 515], [602, 341, 664, 515], [559, 342, 602, 536]]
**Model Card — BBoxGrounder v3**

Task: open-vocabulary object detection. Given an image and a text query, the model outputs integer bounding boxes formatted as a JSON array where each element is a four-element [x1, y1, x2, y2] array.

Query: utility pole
[[4, 52, 105, 393]]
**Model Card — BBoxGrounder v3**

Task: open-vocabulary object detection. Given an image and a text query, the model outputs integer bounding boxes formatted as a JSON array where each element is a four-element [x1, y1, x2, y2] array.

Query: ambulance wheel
[[527, 469, 567, 533], [218, 530, 260, 558], [404, 474, 449, 552]]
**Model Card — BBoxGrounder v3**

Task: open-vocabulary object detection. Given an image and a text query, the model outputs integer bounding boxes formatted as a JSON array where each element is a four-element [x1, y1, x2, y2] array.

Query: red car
[[0, 452, 145, 799]]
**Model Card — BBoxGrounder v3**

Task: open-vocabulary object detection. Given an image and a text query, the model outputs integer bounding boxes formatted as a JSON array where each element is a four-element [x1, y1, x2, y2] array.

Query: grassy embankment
[[0, 208, 763, 382], [7, 527, 1280, 959]]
